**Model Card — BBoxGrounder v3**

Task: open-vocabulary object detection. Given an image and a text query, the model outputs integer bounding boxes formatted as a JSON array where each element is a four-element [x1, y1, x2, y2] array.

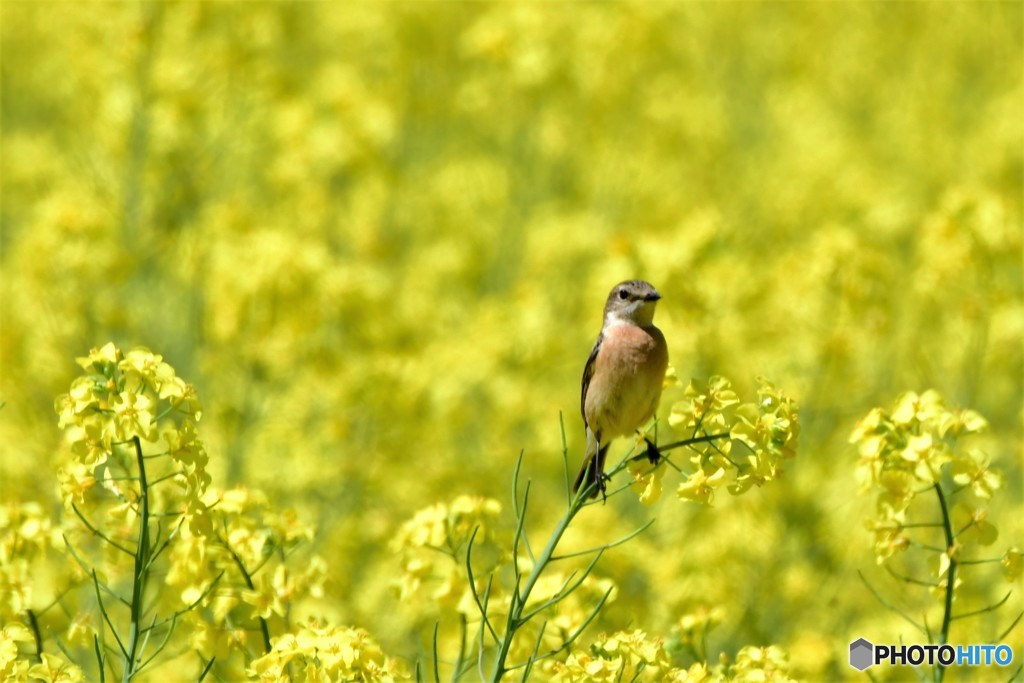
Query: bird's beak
[[645, 291, 662, 302]]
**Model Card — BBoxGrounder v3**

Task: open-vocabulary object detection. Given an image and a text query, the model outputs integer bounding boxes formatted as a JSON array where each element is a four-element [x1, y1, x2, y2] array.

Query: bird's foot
[[643, 438, 662, 465]]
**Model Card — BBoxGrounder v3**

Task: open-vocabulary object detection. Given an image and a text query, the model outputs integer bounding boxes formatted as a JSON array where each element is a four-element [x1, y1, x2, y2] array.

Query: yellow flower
[[627, 456, 664, 504], [669, 376, 739, 432], [950, 449, 1004, 500], [891, 389, 945, 427], [676, 605, 724, 647], [875, 470, 915, 519], [112, 390, 154, 441], [75, 342, 120, 373], [65, 613, 95, 649], [951, 502, 998, 547], [248, 620, 409, 681], [849, 407, 884, 444], [549, 630, 672, 682], [664, 662, 711, 682], [27, 653, 84, 683], [1002, 547, 1022, 582], [676, 467, 726, 505], [120, 347, 178, 396], [729, 644, 795, 682], [939, 408, 988, 438], [1, 622, 34, 669], [867, 519, 910, 563]]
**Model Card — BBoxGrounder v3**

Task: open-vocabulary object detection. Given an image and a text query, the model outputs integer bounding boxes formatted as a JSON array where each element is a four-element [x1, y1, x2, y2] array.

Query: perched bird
[[574, 280, 669, 498]]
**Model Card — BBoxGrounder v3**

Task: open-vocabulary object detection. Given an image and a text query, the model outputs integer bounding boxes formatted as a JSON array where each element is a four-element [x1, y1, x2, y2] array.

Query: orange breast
[[584, 324, 668, 440]]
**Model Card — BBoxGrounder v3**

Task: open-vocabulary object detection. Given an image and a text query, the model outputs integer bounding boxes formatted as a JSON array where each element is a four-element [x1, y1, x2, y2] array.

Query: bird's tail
[[573, 442, 609, 499]]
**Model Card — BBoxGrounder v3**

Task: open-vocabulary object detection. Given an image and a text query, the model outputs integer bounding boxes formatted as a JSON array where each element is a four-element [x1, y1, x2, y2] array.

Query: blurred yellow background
[[1, 2, 1021, 680]]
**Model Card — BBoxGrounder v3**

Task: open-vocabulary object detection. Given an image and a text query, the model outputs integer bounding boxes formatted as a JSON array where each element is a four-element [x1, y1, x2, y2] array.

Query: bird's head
[[603, 280, 662, 327]]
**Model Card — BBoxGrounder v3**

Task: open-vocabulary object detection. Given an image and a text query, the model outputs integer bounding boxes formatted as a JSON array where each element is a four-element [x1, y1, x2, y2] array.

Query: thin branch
[[951, 591, 1011, 622], [911, 542, 949, 554], [511, 451, 525, 522], [147, 470, 186, 487], [222, 540, 272, 654], [431, 621, 441, 683], [997, 610, 1024, 643], [517, 568, 582, 623], [521, 620, 548, 682], [451, 613, 469, 683], [71, 504, 135, 557], [95, 633, 107, 683], [506, 585, 615, 670], [147, 518, 185, 569], [551, 519, 655, 561], [559, 412, 571, 507], [135, 613, 159, 673], [957, 557, 1004, 566], [92, 569, 129, 660], [658, 432, 732, 453], [857, 570, 927, 635], [512, 479, 532, 578], [884, 564, 940, 588], [196, 655, 215, 682], [519, 549, 606, 624], [138, 612, 177, 673], [148, 571, 225, 632], [464, 528, 499, 644], [62, 536, 131, 608]]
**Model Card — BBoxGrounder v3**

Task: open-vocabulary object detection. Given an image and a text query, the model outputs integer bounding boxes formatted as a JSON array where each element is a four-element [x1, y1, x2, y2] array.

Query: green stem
[[657, 432, 732, 454], [487, 432, 728, 680], [123, 436, 151, 682], [222, 538, 273, 654], [26, 609, 42, 661], [489, 488, 586, 682], [934, 483, 956, 683]]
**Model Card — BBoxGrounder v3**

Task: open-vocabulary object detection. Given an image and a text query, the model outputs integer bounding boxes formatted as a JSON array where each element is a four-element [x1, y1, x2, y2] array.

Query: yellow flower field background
[[1, 3, 1021, 681]]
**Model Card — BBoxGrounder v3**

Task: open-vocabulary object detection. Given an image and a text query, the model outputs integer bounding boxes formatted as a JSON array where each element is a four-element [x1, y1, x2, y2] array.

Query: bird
[[574, 280, 669, 499]]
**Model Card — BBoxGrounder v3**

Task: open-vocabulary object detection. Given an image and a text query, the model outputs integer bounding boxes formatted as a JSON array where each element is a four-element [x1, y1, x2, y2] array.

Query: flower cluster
[[38, 344, 329, 678], [167, 485, 326, 639], [673, 605, 725, 662], [545, 629, 678, 681], [391, 494, 629, 676], [850, 390, 1006, 565], [653, 376, 799, 506], [719, 645, 794, 682], [0, 502, 59, 621], [247, 619, 409, 682], [850, 388, 1020, 640], [1, 622, 84, 683], [545, 629, 793, 683], [54, 342, 210, 531], [509, 567, 620, 664], [390, 495, 504, 606]]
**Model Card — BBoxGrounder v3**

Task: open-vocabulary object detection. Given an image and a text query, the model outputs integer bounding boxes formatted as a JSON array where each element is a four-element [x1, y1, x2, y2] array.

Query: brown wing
[[580, 333, 603, 423]]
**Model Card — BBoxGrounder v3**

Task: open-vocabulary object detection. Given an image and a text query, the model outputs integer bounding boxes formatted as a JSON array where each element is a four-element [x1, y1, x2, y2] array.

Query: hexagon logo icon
[[849, 638, 873, 671]]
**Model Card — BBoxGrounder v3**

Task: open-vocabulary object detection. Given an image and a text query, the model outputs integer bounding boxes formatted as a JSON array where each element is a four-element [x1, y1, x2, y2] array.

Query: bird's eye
[[618, 289, 629, 300]]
